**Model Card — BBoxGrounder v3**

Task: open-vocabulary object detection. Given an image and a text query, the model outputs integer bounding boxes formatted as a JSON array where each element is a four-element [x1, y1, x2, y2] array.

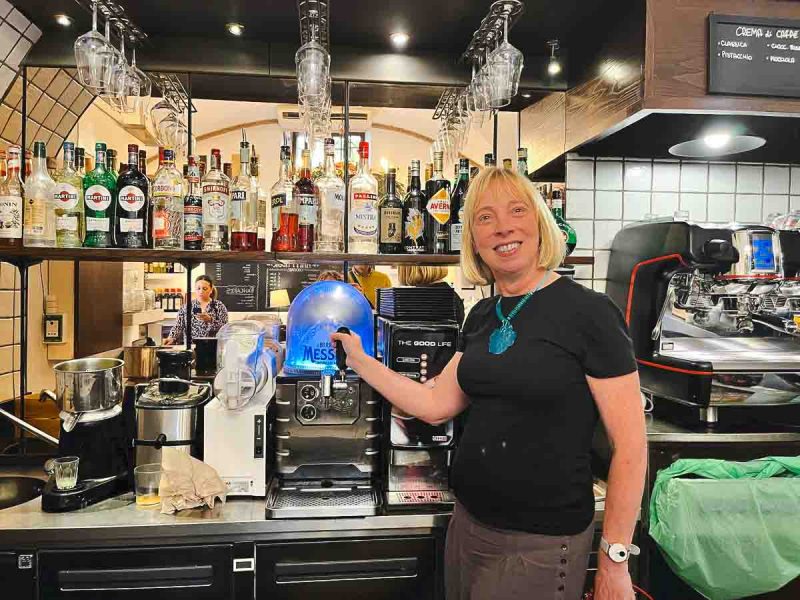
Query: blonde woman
[[332, 168, 646, 600], [398, 265, 464, 324]]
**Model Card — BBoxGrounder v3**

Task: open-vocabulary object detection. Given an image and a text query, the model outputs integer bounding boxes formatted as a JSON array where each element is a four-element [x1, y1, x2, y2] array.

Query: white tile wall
[[566, 157, 800, 290]]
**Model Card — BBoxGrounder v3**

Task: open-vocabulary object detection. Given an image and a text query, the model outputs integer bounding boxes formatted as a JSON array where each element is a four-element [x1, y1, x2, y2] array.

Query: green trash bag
[[649, 456, 800, 600]]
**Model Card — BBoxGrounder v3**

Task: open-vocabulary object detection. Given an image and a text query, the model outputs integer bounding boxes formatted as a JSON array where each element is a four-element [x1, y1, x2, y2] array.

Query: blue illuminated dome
[[284, 281, 375, 375]]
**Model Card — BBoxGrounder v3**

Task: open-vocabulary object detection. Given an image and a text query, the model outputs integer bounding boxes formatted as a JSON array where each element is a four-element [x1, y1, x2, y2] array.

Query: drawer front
[[256, 536, 436, 600], [38, 544, 234, 600]]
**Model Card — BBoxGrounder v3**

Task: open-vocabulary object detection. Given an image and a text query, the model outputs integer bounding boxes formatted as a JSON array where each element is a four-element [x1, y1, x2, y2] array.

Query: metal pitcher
[[41, 358, 124, 414]]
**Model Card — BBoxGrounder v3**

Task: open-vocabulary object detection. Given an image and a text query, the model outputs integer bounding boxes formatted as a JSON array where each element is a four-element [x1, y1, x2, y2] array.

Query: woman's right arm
[[331, 331, 469, 425], [166, 309, 185, 345]]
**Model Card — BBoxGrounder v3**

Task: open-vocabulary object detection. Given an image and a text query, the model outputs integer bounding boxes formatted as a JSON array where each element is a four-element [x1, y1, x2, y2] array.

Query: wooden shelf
[[122, 309, 165, 327], [0, 247, 593, 267]]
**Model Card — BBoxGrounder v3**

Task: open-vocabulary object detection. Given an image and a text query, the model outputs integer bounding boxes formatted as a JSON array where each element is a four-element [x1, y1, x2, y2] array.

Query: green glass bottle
[[551, 189, 576, 256], [83, 142, 116, 248]]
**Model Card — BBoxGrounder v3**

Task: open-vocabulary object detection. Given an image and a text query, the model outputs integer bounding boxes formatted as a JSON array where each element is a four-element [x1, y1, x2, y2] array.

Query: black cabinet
[[38, 544, 234, 599], [256, 536, 437, 599], [1, 551, 35, 599]]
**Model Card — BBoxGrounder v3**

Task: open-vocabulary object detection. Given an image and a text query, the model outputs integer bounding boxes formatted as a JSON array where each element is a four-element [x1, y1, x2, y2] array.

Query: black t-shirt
[[453, 276, 636, 535]]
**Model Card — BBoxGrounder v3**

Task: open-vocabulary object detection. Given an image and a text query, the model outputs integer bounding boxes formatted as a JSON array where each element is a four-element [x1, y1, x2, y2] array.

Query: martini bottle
[[53, 142, 84, 248], [83, 142, 115, 248]]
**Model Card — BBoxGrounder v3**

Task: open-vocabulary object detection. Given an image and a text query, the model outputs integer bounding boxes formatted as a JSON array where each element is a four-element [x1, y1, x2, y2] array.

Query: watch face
[[609, 543, 629, 563]]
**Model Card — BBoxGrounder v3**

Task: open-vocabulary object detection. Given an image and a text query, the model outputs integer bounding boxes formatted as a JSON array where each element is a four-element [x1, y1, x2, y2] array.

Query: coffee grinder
[[41, 359, 133, 512], [266, 281, 382, 518]]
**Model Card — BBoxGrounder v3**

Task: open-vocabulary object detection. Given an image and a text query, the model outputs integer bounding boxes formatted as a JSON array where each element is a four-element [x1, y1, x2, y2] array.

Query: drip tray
[[387, 490, 455, 506], [266, 479, 380, 519]]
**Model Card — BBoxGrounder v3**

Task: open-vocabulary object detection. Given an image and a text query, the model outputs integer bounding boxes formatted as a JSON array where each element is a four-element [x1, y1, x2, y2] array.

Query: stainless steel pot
[[123, 345, 161, 379], [42, 358, 124, 414]]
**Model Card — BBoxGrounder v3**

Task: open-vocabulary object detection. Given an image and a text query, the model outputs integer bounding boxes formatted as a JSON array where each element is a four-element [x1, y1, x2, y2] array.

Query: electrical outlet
[[43, 314, 64, 343]]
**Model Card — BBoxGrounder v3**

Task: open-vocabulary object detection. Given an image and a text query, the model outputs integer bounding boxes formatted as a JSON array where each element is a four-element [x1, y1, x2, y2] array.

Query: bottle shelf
[[0, 247, 594, 267]]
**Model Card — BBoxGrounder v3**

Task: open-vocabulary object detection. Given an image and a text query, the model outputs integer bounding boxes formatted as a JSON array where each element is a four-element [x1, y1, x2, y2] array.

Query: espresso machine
[[376, 315, 459, 509], [607, 220, 800, 423], [41, 359, 133, 512], [266, 281, 382, 518]]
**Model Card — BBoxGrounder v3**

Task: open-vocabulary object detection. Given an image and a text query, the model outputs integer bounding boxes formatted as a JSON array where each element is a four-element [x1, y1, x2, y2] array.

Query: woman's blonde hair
[[398, 265, 449, 286], [460, 167, 566, 286]]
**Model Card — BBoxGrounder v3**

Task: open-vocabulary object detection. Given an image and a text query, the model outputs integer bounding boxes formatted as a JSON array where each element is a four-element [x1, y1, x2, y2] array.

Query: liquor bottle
[[449, 158, 470, 254], [517, 147, 528, 176], [183, 155, 203, 250], [74, 147, 85, 174], [139, 150, 149, 181], [23, 141, 56, 247], [378, 168, 404, 254], [0, 145, 23, 248], [106, 148, 118, 182], [223, 163, 232, 180], [484, 153, 496, 168], [551, 189, 576, 256], [425, 150, 451, 254], [114, 144, 149, 248], [53, 142, 84, 248], [231, 139, 258, 250], [270, 145, 297, 252], [424, 162, 433, 184], [152, 148, 183, 249], [201, 148, 230, 250], [294, 147, 317, 252], [402, 159, 428, 255], [314, 137, 345, 253], [251, 150, 270, 251], [348, 141, 379, 254], [0, 150, 6, 179], [83, 143, 115, 248]]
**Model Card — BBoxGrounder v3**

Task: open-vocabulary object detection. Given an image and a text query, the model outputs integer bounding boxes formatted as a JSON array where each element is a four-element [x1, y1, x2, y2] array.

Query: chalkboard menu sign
[[207, 261, 325, 311], [709, 14, 800, 99], [209, 262, 262, 312]]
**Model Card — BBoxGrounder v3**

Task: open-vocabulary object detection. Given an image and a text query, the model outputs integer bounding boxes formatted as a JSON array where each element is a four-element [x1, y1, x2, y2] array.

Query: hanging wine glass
[[487, 15, 523, 108], [130, 48, 152, 115], [150, 97, 177, 145], [74, 1, 114, 93], [96, 17, 122, 98]]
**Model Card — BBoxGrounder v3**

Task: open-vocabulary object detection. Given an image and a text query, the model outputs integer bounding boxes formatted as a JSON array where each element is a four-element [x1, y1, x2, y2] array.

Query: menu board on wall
[[208, 262, 262, 313], [264, 261, 324, 307], [709, 14, 800, 99]]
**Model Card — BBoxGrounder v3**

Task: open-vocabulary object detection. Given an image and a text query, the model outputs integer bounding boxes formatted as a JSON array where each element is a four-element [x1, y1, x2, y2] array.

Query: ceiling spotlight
[[547, 40, 561, 76], [226, 23, 244, 36], [390, 32, 409, 48], [55, 14, 73, 27], [703, 133, 731, 149]]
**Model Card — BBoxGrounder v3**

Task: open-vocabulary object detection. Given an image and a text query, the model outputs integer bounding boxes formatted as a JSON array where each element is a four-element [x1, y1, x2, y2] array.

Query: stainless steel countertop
[[645, 414, 800, 443]]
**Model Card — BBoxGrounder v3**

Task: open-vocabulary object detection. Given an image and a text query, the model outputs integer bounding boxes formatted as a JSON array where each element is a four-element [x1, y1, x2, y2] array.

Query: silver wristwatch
[[600, 537, 640, 563]]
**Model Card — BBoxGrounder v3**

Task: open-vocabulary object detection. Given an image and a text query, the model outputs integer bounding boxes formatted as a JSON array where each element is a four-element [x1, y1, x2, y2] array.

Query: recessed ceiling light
[[390, 32, 409, 48], [226, 23, 244, 36], [55, 14, 73, 27], [669, 135, 766, 158]]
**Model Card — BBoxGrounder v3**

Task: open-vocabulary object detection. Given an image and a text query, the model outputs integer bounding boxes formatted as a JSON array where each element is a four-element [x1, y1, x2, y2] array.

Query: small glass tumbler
[[53, 456, 79, 490], [134, 463, 162, 507]]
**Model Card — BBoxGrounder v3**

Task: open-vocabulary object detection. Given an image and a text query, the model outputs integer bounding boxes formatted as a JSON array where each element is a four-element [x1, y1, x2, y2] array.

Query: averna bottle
[[270, 145, 298, 252], [201, 148, 230, 250], [425, 150, 450, 254], [348, 141, 378, 254], [53, 141, 84, 248], [83, 142, 115, 248], [314, 137, 345, 253], [183, 155, 203, 251], [551, 188, 576, 256], [231, 139, 258, 250], [294, 147, 317, 252], [448, 158, 470, 255], [23, 141, 56, 247], [114, 144, 149, 248], [152, 148, 184, 249], [378, 168, 404, 254], [402, 159, 428, 254], [0, 145, 23, 248]]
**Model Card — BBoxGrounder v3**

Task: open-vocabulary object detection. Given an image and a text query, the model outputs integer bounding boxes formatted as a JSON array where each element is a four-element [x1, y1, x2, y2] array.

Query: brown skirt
[[445, 501, 594, 600]]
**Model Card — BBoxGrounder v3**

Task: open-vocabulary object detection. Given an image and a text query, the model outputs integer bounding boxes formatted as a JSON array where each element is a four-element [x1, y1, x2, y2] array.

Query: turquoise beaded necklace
[[488, 271, 551, 355]]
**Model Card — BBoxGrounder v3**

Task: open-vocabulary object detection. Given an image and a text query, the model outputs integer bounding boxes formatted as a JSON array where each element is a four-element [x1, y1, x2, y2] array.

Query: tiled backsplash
[[565, 156, 800, 292]]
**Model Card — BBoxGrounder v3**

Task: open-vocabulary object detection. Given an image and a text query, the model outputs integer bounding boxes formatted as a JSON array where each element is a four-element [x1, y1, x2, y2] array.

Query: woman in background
[[398, 265, 465, 324], [165, 275, 229, 345], [348, 264, 391, 308]]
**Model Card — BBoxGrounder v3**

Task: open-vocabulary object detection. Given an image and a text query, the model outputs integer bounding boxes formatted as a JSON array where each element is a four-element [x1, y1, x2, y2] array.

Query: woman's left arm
[[587, 370, 647, 600], [210, 301, 229, 334]]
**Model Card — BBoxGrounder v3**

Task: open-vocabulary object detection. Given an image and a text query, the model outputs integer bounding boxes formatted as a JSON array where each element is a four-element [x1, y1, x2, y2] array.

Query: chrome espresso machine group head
[[607, 220, 800, 422]]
